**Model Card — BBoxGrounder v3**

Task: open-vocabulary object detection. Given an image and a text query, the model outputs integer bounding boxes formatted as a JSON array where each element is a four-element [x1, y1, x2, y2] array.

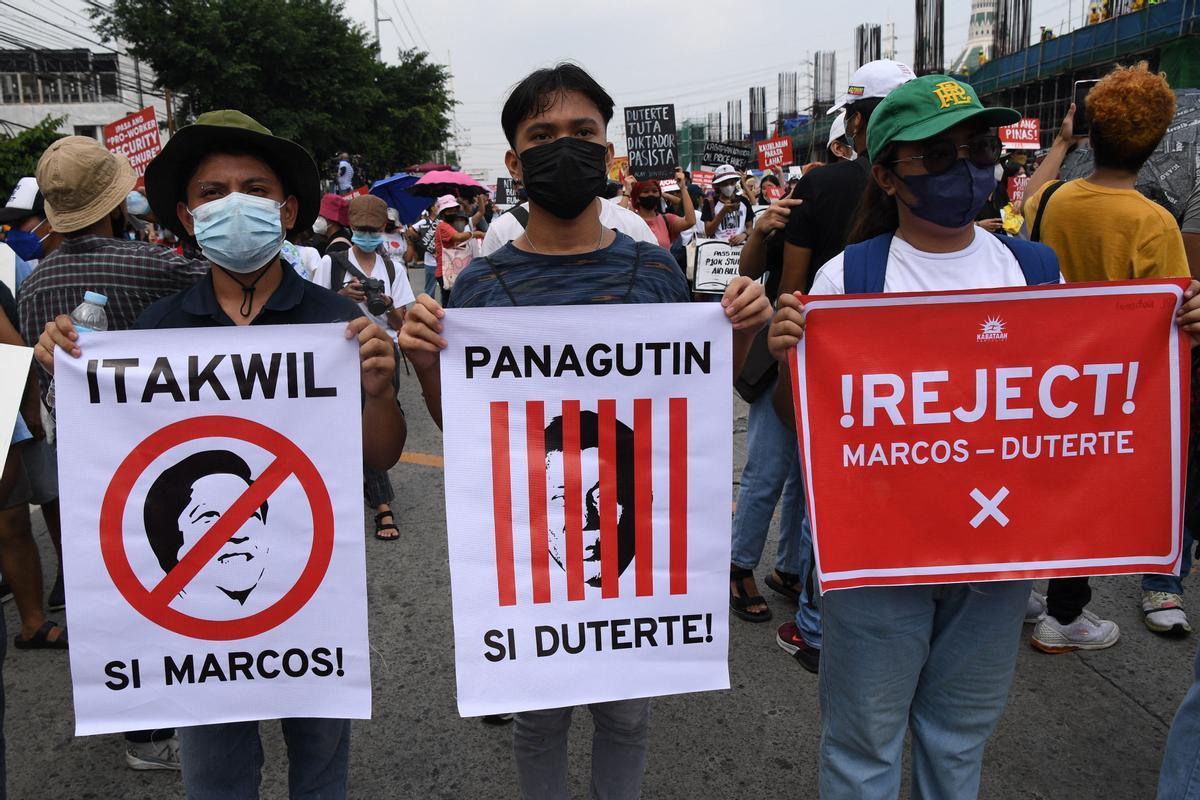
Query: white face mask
[[719, 184, 737, 199], [994, 163, 1005, 182], [312, 216, 329, 236]]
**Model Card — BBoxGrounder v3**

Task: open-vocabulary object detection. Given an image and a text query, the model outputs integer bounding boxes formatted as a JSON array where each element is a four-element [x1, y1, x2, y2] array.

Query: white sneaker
[[125, 736, 182, 771], [1025, 590, 1047, 623], [1031, 609, 1120, 653], [1143, 591, 1192, 635]]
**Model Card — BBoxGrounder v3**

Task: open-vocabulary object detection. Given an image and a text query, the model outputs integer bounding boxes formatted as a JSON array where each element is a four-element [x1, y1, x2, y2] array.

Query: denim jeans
[[792, 515, 822, 649], [730, 381, 803, 576], [422, 261, 437, 298], [818, 581, 1030, 799], [513, 699, 650, 800], [179, 718, 351, 799], [1159, 643, 1200, 799], [1144, 526, 1196, 595]]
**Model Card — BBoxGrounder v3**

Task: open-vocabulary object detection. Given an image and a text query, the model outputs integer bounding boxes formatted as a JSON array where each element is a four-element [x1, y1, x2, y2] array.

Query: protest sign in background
[[755, 137, 793, 170], [608, 156, 630, 183], [55, 325, 369, 735], [792, 282, 1190, 592], [0, 343, 32, 476], [495, 177, 519, 205], [102, 107, 161, 189], [701, 141, 752, 171], [1000, 117, 1041, 150], [1008, 175, 1030, 206], [691, 170, 714, 191], [624, 105, 678, 180], [440, 304, 733, 716], [692, 239, 743, 295]]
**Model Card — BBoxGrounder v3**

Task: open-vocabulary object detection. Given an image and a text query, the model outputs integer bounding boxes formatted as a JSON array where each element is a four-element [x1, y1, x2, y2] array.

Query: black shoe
[[47, 574, 65, 612], [776, 621, 820, 674], [482, 713, 514, 725], [0, 582, 12, 604]]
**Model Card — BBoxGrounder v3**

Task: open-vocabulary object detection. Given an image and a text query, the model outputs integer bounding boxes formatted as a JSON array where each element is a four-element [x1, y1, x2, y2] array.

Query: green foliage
[[93, 0, 453, 182], [0, 116, 66, 197]]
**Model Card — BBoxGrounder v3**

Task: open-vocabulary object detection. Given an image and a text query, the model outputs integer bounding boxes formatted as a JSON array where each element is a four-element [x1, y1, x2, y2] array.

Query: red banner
[[755, 137, 793, 170], [791, 281, 1190, 591], [102, 107, 161, 189], [1000, 117, 1040, 150], [1008, 175, 1030, 206], [691, 170, 714, 191]]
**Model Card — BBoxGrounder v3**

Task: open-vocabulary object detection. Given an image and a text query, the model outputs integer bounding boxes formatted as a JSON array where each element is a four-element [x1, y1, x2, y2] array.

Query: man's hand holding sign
[[769, 278, 1196, 592]]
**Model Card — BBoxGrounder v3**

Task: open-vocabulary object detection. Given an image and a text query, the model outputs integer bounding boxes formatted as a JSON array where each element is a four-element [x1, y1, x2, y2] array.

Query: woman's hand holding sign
[[768, 291, 805, 362], [1175, 280, 1200, 343], [398, 293, 448, 429]]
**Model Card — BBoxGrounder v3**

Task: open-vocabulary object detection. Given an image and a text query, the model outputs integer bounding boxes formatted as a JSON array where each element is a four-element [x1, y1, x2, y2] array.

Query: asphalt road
[[4, 270, 1196, 798]]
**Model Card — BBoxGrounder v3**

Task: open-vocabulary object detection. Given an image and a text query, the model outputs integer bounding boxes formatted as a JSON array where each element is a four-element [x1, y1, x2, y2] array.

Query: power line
[[399, 0, 432, 52]]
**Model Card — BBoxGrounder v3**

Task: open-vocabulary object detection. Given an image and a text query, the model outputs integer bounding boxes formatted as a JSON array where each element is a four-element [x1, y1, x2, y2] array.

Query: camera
[[360, 276, 388, 316]]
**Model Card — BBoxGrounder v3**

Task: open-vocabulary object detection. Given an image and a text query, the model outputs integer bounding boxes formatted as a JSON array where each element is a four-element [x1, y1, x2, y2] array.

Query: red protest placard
[[763, 184, 784, 202], [102, 107, 161, 189], [1008, 175, 1030, 205], [755, 136, 793, 170], [791, 281, 1190, 592], [691, 170, 714, 191], [999, 117, 1040, 150]]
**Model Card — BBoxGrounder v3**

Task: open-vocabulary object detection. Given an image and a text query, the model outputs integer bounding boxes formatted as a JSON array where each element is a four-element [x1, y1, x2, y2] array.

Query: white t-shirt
[[312, 249, 416, 331], [707, 195, 750, 241], [481, 197, 656, 256], [810, 229, 1028, 295], [382, 232, 407, 262]]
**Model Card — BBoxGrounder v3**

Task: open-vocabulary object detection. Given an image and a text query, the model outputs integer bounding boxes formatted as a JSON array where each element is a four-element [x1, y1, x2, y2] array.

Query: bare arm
[[739, 198, 802, 278], [1026, 103, 1084, 206], [667, 167, 696, 236], [1185, 232, 1200, 281], [779, 242, 814, 296]]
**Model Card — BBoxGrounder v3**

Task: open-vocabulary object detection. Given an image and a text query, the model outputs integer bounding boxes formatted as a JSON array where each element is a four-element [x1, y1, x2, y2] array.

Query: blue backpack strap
[[842, 232, 894, 294], [996, 236, 1061, 286]]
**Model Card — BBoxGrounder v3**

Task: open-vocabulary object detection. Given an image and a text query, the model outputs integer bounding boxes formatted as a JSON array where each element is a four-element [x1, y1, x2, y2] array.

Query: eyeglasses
[[890, 134, 1001, 176]]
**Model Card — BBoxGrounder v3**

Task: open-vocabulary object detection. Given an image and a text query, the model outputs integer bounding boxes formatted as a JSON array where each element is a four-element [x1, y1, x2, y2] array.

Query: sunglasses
[[890, 134, 1002, 176]]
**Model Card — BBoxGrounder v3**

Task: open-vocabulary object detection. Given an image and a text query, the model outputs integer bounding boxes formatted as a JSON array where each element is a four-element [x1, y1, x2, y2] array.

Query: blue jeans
[[1143, 526, 1195, 595], [730, 382, 803, 576], [423, 261, 437, 298], [818, 581, 1030, 799], [513, 699, 650, 800], [1159, 643, 1200, 799], [179, 718, 350, 799], [793, 515, 822, 649]]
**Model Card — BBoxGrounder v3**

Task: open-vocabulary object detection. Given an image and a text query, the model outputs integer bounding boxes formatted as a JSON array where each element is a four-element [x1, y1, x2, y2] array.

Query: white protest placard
[[0, 343, 32, 475], [693, 238, 743, 294], [440, 304, 733, 716], [55, 324, 369, 735]]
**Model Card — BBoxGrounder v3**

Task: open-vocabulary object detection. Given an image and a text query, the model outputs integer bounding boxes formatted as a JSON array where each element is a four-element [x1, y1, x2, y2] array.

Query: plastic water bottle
[[46, 291, 108, 410]]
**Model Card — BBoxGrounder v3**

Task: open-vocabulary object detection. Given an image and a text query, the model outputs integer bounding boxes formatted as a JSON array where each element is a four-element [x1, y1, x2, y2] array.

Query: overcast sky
[[342, 0, 1086, 181]]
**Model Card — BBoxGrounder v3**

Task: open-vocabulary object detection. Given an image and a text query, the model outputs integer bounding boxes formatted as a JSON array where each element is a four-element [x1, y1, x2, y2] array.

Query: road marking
[[401, 451, 445, 468]]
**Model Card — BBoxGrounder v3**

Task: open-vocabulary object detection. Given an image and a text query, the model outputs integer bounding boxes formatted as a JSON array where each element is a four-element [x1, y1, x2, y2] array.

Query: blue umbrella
[[368, 172, 430, 225]]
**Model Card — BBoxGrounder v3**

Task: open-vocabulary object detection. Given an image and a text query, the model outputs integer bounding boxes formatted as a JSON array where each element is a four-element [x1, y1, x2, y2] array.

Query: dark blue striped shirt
[[448, 232, 690, 308]]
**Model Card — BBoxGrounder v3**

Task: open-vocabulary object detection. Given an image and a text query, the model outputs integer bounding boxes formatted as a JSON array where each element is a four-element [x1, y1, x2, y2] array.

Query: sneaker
[[481, 713, 514, 726], [47, 574, 65, 613], [1143, 591, 1192, 636], [0, 582, 11, 604], [776, 621, 820, 674], [1031, 609, 1120, 653], [125, 736, 182, 771], [1025, 590, 1047, 623]]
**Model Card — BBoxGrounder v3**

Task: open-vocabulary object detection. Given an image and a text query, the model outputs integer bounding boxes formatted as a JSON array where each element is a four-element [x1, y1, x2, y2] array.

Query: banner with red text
[[102, 107, 161, 189], [441, 304, 732, 716], [792, 281, 1190, 592], [1000, 117, 1040, 150]]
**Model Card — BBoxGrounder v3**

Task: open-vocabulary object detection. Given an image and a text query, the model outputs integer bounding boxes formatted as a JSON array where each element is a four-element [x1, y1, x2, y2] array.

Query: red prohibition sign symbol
[[99, 415, 334, 641]]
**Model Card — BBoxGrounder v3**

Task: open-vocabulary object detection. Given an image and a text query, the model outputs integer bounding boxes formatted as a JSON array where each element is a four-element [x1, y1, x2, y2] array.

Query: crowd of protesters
[[0, 54, 1197, 800]]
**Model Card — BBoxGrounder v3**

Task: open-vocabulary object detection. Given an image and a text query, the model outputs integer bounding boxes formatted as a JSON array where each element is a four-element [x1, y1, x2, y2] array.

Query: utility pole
[[133, 57, 144, 108], [372, 0, 390, 62], [164, 88, 176, 135]]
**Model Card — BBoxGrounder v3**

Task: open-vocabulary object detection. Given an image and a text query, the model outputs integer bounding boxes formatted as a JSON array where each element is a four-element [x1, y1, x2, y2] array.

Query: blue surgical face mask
[[351, 230, 384, 252], [898, 158, 996, 230], [5, 227, 43, 261], [187, 192, 285, 273]]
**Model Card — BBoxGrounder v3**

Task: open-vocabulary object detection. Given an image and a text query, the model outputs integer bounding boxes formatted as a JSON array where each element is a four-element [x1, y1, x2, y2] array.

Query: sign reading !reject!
[[792, 281, 1190, 592]]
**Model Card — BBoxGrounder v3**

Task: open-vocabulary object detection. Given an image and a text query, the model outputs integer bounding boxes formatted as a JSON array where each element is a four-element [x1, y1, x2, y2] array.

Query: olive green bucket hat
[[867, 75, 1020, 162], [144, 109, 320, 238]]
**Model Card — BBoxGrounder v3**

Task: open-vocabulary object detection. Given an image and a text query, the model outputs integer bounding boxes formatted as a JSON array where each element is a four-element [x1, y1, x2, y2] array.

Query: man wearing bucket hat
[[768, 75, 1062, 799], [36, 110, 407, 799]]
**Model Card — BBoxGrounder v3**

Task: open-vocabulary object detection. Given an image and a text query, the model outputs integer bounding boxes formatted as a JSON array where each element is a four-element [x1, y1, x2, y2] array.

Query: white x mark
[[969, 487, 1010, 528]]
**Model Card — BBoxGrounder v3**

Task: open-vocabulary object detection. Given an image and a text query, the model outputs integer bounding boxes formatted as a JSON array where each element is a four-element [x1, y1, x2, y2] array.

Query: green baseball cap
[[866, 74, 1020, 162], [144, 109, 320, 239]]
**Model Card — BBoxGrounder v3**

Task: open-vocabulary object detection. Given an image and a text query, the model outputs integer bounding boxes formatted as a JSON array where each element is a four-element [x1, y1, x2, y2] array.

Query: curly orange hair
[[1086, 61, 1175, 172]]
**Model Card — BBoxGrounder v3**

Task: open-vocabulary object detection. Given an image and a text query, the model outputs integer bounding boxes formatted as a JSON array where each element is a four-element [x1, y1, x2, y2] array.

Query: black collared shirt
[[135, 260, 359, 330]]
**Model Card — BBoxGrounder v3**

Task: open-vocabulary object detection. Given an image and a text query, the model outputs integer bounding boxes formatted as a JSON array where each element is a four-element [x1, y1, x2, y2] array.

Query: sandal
[[730, 566, 772, 622], [14, 620, 68, 650], [374, 511, 400, 541], [765, 570, 803, 603]]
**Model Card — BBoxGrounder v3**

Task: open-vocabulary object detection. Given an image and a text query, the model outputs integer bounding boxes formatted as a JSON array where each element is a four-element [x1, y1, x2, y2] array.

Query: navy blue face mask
[[898, 159, 996, 230], [5, 227, 44, 261]]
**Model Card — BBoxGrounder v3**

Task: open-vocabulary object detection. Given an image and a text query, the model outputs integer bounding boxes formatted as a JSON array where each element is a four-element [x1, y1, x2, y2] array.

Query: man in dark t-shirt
[[401, 63, 770, 799]]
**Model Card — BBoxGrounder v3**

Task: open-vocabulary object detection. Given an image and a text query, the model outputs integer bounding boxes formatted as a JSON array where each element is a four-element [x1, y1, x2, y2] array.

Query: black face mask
[[519, 137, 608, 219], [638, 195, 660, 210]]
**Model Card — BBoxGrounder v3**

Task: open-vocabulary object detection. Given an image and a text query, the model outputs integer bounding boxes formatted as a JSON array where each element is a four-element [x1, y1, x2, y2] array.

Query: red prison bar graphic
[[488, 399, 689, 606]]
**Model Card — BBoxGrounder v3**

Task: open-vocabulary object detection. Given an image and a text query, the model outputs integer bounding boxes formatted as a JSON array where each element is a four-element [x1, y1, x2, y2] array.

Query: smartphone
[[1072, 79, 1100, 136]]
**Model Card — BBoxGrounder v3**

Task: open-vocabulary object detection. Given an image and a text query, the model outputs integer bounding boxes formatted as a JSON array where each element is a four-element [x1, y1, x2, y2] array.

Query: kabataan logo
[[977, 316, 1008, 342]]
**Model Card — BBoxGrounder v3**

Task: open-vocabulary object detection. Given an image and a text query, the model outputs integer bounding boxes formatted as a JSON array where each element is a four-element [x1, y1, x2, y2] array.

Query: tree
[[0, 116, 66, 196], [92, 0, 453, 182]]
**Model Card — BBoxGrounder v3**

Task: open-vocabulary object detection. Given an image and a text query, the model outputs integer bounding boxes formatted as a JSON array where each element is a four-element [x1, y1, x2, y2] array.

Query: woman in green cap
[[767, 74, 1060, 799]]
